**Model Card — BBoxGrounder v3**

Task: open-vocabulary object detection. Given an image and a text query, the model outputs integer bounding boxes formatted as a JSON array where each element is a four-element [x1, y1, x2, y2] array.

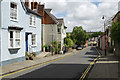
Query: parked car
[[76, 45, 83, 50], [72, 45, 77, 49]]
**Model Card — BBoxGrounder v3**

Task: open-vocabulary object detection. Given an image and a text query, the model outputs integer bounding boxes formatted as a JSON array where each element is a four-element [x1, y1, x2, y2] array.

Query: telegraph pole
[[102, 16, 107, 56]]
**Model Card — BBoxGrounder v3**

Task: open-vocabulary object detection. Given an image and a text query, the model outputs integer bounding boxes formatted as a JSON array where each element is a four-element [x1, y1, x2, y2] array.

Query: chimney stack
[[25, 0, 29, 7]]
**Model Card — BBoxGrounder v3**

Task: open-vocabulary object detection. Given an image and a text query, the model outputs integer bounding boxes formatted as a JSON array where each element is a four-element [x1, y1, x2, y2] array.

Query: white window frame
[[10, 2, 18, 21], [8, 30, 21, 49], [29, 14, 36, 27], [31, 34, 37, 46]]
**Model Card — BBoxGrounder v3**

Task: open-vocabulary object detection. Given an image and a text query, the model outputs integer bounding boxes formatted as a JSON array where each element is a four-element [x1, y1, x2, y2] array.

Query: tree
[[111, 22, 120, 42], [91, 31, 104, 38], [66, 38, 75, 48], [71, 26, 87, 45]]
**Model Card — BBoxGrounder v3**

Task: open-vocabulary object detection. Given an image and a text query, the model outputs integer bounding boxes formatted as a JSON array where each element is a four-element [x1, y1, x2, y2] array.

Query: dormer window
[[10, 2, 18, 21]]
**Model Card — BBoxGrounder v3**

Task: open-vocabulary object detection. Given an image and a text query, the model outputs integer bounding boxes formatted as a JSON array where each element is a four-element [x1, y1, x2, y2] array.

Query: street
[[2, 46, 99, 80]]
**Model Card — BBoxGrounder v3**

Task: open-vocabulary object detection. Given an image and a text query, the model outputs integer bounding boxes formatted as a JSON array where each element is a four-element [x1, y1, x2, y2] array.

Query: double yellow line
[[79, 48, 101, 80], [0, 47, 88, 78]]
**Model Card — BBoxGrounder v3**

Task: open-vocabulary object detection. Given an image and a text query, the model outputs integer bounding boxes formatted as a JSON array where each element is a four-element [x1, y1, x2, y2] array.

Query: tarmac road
[[2, 46, 99, 80]]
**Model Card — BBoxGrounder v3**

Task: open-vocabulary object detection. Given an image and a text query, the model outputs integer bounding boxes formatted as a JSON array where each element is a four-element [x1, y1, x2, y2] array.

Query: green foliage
[[71, 26, 87, 45], [42, 45, 49, 48], [66, 38, 75, 48], [91, 31, 104, 38], [111, 22, 120, 42], [32, 52, 36, 57], [52, 41, 59, 54]]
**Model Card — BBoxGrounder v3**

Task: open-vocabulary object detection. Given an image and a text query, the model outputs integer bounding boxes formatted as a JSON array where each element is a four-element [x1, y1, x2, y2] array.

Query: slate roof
[[57, 18, 64, 25], [20, 0, 42, 17]]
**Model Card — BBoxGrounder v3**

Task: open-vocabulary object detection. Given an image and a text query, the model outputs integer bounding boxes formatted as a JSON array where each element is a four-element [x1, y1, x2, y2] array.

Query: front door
[[25, 32, 32, 52]]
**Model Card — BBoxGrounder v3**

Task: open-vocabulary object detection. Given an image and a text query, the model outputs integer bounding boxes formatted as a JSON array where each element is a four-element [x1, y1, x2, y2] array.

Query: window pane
[[10, 31, 13, 38], [16, 31, 20, 38], [10, 39, 13, 47], [15, 39, 20, 47]]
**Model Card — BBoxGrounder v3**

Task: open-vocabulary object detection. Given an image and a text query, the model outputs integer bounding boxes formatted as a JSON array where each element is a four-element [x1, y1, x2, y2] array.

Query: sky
[[38, 0, 119, 32]]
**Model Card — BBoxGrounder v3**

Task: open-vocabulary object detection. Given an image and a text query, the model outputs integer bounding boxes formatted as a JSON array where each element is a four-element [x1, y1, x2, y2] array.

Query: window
[[58, 27, 61, 34], [30, 14, 36, 27], [32, 34, 36, 46], [8, 30, 21, 48], [10, 2, 17, 20]]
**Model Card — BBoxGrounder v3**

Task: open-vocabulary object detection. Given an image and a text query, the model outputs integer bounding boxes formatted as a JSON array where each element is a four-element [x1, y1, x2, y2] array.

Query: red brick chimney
[[37, 3, 45, 24], [31, 2, 38, 10], [25, 0, 29, 7]]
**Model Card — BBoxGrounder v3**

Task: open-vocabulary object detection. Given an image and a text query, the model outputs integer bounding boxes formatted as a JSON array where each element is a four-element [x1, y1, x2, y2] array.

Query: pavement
[[88, 48, 120, 80], [0, 49, 77, 75]]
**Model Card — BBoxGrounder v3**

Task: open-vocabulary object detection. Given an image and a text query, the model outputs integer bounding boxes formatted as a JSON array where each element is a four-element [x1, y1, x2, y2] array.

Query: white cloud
[[40, 0, 119, 32]]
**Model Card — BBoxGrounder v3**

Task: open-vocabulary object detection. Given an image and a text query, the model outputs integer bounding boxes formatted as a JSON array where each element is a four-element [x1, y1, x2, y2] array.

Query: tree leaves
[[111, 22, 120, 42], [71, 26, 87, 45]]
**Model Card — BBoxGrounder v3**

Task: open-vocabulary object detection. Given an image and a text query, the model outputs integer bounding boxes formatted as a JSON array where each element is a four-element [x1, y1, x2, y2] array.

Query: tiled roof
[[57, 18, 64, 25], [44, 9, 58, 24]]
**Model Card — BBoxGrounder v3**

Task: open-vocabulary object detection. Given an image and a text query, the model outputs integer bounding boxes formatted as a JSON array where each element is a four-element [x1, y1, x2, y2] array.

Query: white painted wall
[[1, 0, 41, 65]]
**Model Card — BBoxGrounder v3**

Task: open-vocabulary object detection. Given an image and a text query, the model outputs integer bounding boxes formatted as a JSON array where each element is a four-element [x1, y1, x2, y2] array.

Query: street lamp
[[102, 16, 107, 56]]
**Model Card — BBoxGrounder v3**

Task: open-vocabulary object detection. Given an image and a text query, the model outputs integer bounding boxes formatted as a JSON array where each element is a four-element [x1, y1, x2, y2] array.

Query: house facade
[[0, 0, 42, 66], [111, 11, 120, 57], [25, 2, 67, 52], [57, 18, 67, 50]]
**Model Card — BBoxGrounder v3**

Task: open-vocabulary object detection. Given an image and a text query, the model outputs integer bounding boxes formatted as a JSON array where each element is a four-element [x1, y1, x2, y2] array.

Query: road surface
[[2, 46, 99, 80]]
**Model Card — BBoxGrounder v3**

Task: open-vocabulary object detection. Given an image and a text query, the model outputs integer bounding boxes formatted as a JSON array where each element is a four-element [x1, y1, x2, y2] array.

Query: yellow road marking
[[0, 47, 88, 78], [79, 47, 101, 80]]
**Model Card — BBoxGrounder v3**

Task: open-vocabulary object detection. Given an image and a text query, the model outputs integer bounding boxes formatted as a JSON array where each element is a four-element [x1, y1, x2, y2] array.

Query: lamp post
[[102, 16, 107, 56]]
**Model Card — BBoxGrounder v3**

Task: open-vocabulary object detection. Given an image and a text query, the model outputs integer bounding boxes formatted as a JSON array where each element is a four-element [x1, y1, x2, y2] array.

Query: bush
[[53, 41, 59, 54], [66, 38, 75, 48], [108, 47, 114, 53], [32, 52, 36, 57]]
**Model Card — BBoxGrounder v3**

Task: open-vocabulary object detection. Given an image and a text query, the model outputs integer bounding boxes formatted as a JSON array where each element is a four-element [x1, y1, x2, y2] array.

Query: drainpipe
[[0, 0, 2, 67]]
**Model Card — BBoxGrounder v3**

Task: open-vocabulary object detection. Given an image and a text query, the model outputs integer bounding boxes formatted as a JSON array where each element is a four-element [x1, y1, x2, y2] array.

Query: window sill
[[10, 19, 18, 22], [31, 45, 37, 47], [29, 25, 36, 28]]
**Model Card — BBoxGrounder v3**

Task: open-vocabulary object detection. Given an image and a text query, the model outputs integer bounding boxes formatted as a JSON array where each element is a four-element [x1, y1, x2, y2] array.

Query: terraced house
[[32, 3, 67, 52], [0, 0, 42, 66]]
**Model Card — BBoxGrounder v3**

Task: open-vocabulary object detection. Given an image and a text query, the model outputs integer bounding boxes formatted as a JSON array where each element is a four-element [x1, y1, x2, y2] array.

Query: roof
[[112, 11, 120, 21], [25, 6, 42, 17], [20, 0, 42, 17], [57, 18, 64, 25], [44, 9, 58, 24]]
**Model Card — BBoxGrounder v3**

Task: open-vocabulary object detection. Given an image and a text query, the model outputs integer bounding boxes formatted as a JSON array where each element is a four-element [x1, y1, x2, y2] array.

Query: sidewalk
[[0, 49, 78, 75], [88, 48, 120, 79]]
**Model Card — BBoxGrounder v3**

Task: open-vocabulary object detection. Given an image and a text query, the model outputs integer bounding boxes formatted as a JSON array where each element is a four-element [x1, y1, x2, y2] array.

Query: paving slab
[[88, 49, 120, 79]]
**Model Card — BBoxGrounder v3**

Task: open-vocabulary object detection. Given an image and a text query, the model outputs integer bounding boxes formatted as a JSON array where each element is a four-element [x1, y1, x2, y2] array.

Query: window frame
[[10, 2, 18, 21], [29, 14, 36, 27], [31, 34, 37, 46], [8, 30, 21, 49]]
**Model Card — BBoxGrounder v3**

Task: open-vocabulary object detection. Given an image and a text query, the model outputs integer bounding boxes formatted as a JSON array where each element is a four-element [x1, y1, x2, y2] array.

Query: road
[[2, 46, 99, 80]]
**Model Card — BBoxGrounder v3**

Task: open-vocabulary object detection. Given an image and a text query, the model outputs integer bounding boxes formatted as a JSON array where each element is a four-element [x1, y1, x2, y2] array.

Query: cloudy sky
[[39, 0, 119, 32]]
